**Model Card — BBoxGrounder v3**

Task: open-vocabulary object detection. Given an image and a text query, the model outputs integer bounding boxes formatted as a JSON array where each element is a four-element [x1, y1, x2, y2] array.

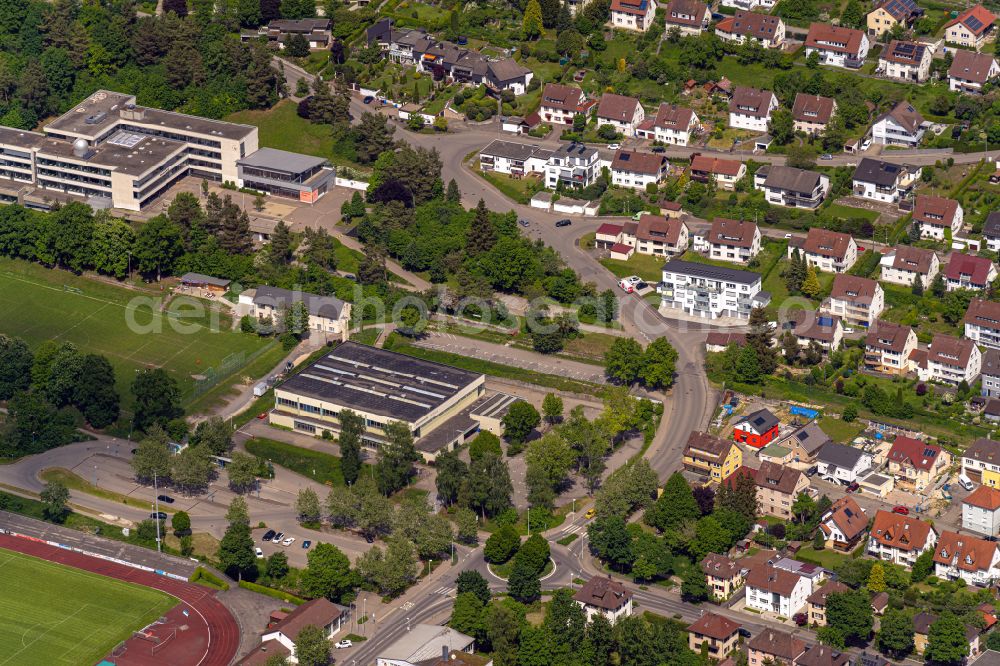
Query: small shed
[[609, 243, 634, 261], [859, 472, 894, 497], [530, 191, 553, 211], [179, 272, 231, 294]]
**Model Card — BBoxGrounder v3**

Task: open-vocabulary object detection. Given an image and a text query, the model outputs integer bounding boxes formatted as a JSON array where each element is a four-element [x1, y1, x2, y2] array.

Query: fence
[[188, 341, 280, 400]]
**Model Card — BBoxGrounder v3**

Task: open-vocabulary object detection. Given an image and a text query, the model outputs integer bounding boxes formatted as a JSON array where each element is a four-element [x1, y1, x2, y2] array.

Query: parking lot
[[252, 526, 318, 568]]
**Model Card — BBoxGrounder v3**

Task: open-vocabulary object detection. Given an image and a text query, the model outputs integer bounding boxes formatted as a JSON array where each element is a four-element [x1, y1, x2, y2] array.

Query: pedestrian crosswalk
[[433, 586, 455, 596], [561, 523, 585, 536]]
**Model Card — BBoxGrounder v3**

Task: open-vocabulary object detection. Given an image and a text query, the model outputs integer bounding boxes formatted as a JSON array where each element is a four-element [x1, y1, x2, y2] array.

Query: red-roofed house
[[791, 93, 837, 135], [240, 598, 348, 664], [888, 435, 953, 491], [963, 485, 1000, 535], [945, 5, 997, 51], [573, 576, 634, 622], [868, 510, 938, 566], [708, 218, 761, 264], [714, 11, 786, 48], [949, 49, 1000, 93], [924, 333, 982, 387], [595, 216, 689, 258], [610, 150, 668, 189], [820, 496, 868, 551], [609, 0, 657, 31], [596, 93, 645, 136], [689, 154, 746, 190], [934, 531, 1000, 586], [664, 0, 711, 35], [728, 86, 779, 132], [745, 565, 812, 617], [635, 103, 699, 146], [946, 253, 997, 292], [805, 23, 871, 68], [539, 83, 594, 125], [688, 613, 741, 658], [790, 228, 858, 273], [822, 274, 884, 327]]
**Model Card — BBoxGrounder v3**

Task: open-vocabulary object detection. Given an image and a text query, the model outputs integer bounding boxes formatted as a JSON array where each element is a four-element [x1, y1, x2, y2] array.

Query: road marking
[[400, 601, 414, 611], [433, 586, 454, 595]]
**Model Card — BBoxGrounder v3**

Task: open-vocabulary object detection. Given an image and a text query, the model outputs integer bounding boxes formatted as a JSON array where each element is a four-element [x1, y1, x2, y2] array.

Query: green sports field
[[0, 547, 176, 665], [0, 258, 279, 420]]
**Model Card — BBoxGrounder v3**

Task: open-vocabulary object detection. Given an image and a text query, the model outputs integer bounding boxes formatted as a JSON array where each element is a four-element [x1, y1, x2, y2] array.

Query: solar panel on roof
[[967, 15, 984, 31]]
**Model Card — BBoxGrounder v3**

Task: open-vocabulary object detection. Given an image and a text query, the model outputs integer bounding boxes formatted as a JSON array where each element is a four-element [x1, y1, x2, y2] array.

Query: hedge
[[238, 580, 307, 605], [189, 567, 230, 591]]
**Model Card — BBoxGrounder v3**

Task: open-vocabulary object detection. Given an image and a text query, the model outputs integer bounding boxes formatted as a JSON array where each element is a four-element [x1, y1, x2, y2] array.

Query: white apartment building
[[815, 443, 874, 484], [707, 218, 761, 264], [949, 49, 1000, 93], [926, 334, 982, 386], [728, 87, 779, 132], [933, 531, 1000, 587], [596, 93, 645, 137], [966, 299, 1000, 351], [744, 565, 811, 618], [714, 11, 786, 48], [659, 260, 769, 320], [804, 23, 870, 68], [789, 228, 858, 273], [945, 253, 998, 292], [608, 0, 658, 31], [864, 320, 918, 376], [822, 274, 884, 328], [635, 104, 699, 146], [962, 484, 1000, 535], [872, 101, 926, 148], [610, 150, 668, 189], [868, 510, 938, 566], [852, 158, 920, 204], [913, 195, 963, 240], [879, 246, 939, 289], [478, 140, 550, 176], [791, 94, 837, 135], [545, 142, 600, 189], [753, 165, 830, 209]]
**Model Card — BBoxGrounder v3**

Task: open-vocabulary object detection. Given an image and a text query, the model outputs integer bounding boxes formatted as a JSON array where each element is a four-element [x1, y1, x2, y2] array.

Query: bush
[[238, 580, 307, 604], [189, 567, 230, 591], [484, 524, 520, 564]]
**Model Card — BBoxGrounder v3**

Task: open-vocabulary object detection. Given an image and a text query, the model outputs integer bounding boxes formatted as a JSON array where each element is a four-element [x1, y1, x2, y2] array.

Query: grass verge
[[39, 467, 163, 513]]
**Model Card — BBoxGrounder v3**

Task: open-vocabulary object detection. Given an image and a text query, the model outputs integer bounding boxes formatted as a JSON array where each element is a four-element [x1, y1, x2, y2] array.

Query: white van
[[959, 473, 974, 492]]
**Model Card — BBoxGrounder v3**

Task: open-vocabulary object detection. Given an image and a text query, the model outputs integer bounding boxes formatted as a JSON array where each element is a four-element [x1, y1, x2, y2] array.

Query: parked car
[[618, 275, 642, 293], [257, 412, 267, 420], [738, 628, 752, 638], [302, 540, 312, 549], [282, 537, 296, 546], [892, 506, 909, 515], [585, 508, 596, 519], [157, 495, 174, 504], [363, 95, 374, 104], [820, 153, 833, 160], [343, 273, 357, 281], [607, 143, 620, 151], [273, 532, 285, 542], [335, 640, 353, 649], [555, 218, 572, 227], [784, 233, 792, 239], [804, 465, 818, 477], [846, 482, 860, 493], [793, 613, 808, 626], [518, 218, 529, 227], [150, 511, 167, 520], [262, 530, 276, 542], [651, 146, 666, 153], [255, 547, 264, 558]]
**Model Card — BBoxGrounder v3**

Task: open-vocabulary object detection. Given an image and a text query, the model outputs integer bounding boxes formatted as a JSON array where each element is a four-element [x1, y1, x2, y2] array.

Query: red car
[[257, 412, 268, 420], [892, 506, 909, 515]]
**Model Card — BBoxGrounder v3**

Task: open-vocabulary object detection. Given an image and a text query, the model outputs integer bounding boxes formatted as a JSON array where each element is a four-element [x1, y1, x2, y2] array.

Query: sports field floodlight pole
[[153, 472, 161, 553]]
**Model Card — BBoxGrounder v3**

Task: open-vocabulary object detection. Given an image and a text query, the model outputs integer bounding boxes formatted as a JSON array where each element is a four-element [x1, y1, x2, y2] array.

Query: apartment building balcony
[[845, 56, 865, 68], [780, 192, 824, 208]]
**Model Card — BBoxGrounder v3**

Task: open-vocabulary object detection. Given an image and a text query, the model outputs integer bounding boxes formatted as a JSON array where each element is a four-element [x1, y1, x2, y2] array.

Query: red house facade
[[733, 408, 780, 448]]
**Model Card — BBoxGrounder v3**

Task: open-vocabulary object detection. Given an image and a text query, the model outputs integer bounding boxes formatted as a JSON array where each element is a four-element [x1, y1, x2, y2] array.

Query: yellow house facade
[[867, 7, 900, 37], [683, 431, 743, 483]]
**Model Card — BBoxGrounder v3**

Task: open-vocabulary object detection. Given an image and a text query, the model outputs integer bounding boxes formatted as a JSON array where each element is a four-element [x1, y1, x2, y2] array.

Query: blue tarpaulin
[[789, 405, 819, 419]]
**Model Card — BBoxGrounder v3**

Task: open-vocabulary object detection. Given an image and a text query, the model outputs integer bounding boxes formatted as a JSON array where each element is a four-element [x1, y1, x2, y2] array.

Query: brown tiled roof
[[865, 320, 913, 352], [791, 310, 841, 343], [729, 87, 775, 118], [650, 103, 695, 130], [927, 333, 976, 368], [797, 645, 852, 666], [965, 438, 1000, 466], [706, 331, 747, 347], [688, 612, 741, 640], [597, 93, 641, 122], [748, 628, 806, 660], [792, 93, 836, 124], [267, 598, 346, 640], [875, 0, 920, 21], [805, 23, 866, 55], [690, 154, 744, 177], [755, 461, 803, 495], [949, 49, 999, 84], [636, 214, 684, 243], [880, 40, 926, 66], [945, 5, 996, 36], [870, 510, 934, 552], [610, 0, 652, 16], [913, 195, 959, 226], [701, 553, 741, 579], [708, 218, 757, 248], [878, 101, 924, 135], [830, 274, 879, 304], [966, 298, 1000, 331], [665, 0, 709, 27], [540, 83, 586, 112], [933, 530, 999, 573], [685, 431, 733, 463], [888, 435, 943, 471], [890, 246, 935, 275], [946, 252, 995, 286], [965, 485, 1000, 510], [807, 580, 850, 607], [716, 10, 783, 41], [611, 150, 666, 176], [804, 228, 853, 260], [573, 576, 633, 610], [821, 495, 868, 542], [745, 564, 804, 596]]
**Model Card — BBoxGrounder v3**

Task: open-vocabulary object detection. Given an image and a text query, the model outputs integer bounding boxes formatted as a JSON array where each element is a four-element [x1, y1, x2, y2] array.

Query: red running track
[[0, 533, 240, 666]]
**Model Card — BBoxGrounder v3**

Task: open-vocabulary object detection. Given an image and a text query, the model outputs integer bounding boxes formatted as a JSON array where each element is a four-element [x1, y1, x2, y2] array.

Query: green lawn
[[824, 203, 880, 223], [0, 259, 275, 423], [0, 547, 175, 665], [245, 437, 362, 487], [599, 253, 665, 283], [795, 544, 851, 569], [816, 416, 864, 443]]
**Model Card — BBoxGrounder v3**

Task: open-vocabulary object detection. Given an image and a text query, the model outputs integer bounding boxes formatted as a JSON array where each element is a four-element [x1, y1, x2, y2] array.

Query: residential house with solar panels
[[888, 435, 953, 491], [635, 103, 699, 146], [945, 5, 997, 51], [714, 11, 786, 48], [659, 260, 769, 320], [728, 86, 779, 132], [608, 0, 657, 31], [791, 93, 837, 135], [804, 23, 870, 69], [271, 341, 495, 461], [879, 246, 939, 289], [867, 0, 923, 37], [872, 101, 927, 147], [816, 442, 874, 483], [878, 40, 932, 82], [949, 50, 1000, 93], [733, 408, 780, 448], [787, 310, 845, 352], [852, 157, 920, 203], [609, 150, 669, 189], [779, 422, 831, 463], [753, 164, 830, 209], [819, 496, 868, 551], [707, 218, 761, 264], [720, 0, 776, 12], [663, 0, 711, 35], [544, 143, 601, 189], [912, 195, 963, 239], [967, 300, 1000, 351]]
